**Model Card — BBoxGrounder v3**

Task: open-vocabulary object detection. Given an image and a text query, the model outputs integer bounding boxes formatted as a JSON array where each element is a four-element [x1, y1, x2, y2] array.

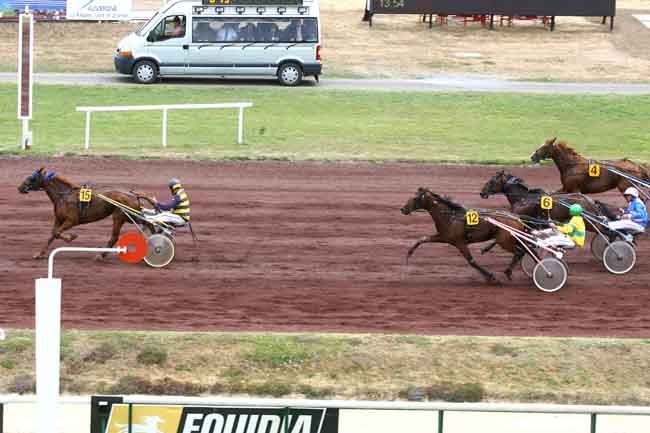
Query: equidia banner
[[98, 403, 339, 433], [66, 0, 131, 20]]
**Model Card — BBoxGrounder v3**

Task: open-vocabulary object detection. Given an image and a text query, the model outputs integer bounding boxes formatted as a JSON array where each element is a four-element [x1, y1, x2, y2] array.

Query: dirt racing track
[[1, 157, 649, 337]]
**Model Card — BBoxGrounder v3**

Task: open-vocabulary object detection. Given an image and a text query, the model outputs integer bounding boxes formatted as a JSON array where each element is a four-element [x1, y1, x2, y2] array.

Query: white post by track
[[84, 112, 91, 150], [162, 108, 168, 148], [238, 106, 244, 145], [17, 6, 34, 150], [36, 246, 125, 433]]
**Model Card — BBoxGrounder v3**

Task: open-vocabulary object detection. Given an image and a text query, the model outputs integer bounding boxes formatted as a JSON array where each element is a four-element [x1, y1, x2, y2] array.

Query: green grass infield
[[1, 84, 650, 164]]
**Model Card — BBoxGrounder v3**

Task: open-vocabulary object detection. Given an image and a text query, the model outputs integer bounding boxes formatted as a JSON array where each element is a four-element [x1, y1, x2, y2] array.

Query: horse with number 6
[[480, 170, 618, 230], [530, 137, 650, 195], [17, 167, 142, 259], [400, 188, 525, 283]]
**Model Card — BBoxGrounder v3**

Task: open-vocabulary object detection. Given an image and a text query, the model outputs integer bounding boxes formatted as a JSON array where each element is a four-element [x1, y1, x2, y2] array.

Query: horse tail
[[594, 199, 617, 220], [639, 163, 650, 181]]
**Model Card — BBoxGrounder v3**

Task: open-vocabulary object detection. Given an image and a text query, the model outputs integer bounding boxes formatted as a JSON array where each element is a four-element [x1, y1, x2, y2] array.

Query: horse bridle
[[23, 170, 48, 192]]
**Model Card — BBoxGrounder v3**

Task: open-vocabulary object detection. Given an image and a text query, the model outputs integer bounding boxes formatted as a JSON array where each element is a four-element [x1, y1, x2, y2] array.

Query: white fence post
[[238, 106, 244, 145], [162, 108, 168, 148], [76, 103, 253, 150], [84, 111, 91, 150]]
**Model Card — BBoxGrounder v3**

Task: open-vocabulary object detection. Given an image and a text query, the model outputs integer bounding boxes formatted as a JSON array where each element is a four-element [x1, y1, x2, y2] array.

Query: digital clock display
[[202, 0, 303, 5], [372, 0, 435, 13]]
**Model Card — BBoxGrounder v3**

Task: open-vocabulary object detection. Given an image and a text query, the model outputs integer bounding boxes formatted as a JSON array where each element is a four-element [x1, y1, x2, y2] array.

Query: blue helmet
[[168, 178, 182, 190]]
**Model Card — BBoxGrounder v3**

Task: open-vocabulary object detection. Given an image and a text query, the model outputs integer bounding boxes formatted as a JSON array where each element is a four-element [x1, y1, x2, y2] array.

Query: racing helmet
[[623, 187, 639, 198], [569, 204, 583, 216], [168, 178, 182, 191]]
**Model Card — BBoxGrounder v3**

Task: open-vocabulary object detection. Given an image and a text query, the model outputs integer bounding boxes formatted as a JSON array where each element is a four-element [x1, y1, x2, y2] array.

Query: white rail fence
[[76, 102, 253, 150], [3, 396, 650, 433]]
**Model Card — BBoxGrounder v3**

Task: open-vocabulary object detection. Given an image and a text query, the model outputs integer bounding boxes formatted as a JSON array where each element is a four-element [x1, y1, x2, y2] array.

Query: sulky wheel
[[590, 234, 609, 262], [521, 253, 537, 277], [144, 233, 175, 268], [602, 240, 636, 275], [532, 257, 568, 293]]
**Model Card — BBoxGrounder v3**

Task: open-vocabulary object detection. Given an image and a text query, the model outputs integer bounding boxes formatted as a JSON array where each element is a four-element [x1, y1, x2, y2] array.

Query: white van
[[115, 0, 322, 86]]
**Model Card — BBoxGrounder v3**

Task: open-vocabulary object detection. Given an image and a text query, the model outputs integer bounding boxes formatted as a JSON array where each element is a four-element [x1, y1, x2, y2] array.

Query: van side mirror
[[147, 33, 156, 43]]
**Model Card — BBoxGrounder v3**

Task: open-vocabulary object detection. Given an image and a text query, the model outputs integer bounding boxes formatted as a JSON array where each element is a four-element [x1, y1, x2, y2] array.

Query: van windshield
[[135, 12, 159, 36]]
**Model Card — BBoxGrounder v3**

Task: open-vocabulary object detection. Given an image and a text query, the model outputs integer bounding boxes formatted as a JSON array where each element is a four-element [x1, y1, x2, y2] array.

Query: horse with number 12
[[400, 187, 526, 283]]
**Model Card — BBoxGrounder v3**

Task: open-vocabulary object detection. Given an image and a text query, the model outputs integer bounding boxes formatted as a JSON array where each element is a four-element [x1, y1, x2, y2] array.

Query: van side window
[[150, 15, 186, 41], [191, 17, 318, 43], [165, 15, 186, 38]]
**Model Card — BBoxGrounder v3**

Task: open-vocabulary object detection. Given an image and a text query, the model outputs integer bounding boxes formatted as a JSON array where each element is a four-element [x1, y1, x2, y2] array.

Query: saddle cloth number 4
[[79, 188, 92, 203], [589, 163, 601, 177]]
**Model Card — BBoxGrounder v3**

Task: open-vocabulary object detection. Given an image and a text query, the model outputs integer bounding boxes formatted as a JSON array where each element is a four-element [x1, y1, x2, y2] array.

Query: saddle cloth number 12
[[466, 211, 480, 226]]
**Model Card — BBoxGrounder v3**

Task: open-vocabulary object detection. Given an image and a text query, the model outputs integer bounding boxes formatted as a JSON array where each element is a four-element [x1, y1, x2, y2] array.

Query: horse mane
[[554, 140, 581, 158], [506, 174, 547, 195], [424, 189, 466, 211], [51, 173, 79, 189]]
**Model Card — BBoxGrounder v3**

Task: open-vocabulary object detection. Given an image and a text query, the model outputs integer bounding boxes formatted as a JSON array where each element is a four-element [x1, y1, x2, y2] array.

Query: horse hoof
[[504, 270, 513, 281], [32, 253, 45, 260], [94, 254, 104, 262], [486, 275, 500, 285]]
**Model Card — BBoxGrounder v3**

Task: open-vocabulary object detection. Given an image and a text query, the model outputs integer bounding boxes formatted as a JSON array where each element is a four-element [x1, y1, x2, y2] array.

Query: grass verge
[[2, 329, 650, 404], [1, 84, 650, 164]]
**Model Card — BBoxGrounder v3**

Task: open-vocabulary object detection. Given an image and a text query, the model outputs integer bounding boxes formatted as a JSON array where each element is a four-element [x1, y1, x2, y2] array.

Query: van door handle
[[182, 44, 189, 50]]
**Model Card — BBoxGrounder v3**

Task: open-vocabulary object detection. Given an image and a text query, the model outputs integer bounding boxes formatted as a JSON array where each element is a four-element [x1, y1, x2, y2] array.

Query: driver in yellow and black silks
[[551, 204, 586, 248], [153, 178, 191, 226]]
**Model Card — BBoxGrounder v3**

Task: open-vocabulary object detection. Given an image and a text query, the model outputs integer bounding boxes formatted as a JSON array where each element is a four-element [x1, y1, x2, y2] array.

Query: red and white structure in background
[[17, 7, 34, 150]]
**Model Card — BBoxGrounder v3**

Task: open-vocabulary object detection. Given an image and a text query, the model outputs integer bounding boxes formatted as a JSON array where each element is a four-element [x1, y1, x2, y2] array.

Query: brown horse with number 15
[[530, 137, 650, 194], [18, 167, 141, 259]]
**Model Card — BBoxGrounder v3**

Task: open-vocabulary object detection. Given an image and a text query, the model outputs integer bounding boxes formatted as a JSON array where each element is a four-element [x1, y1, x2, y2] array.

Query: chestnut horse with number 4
[[530, 138, 650, 194], [18, 168, 141, 259]]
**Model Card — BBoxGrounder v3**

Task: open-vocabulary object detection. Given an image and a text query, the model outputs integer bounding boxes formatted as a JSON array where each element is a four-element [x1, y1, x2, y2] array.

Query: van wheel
[[133, 60, 158, 84], [277, 62, 303, 86]]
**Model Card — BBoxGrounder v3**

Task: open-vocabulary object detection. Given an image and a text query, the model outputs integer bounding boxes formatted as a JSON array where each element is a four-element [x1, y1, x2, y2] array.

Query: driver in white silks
[[151, 178, 191, 227], [608, 187, 647, 234]]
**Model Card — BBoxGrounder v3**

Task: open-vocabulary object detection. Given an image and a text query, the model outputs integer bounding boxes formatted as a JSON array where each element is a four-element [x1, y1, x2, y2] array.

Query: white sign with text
[[66, 0, 132, 20]]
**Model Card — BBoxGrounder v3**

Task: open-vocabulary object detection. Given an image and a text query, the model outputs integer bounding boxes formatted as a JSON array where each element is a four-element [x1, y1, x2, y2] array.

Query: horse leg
[[480, 241, 497, 255], [504, 246, 525, 281], [455, 243, 497, 283], [60, 232, 78, 243], [99, 214, 126, 259], [34, 220, 60, 259], [406, 234, 442, 264], [34, 219, 78, 259]]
